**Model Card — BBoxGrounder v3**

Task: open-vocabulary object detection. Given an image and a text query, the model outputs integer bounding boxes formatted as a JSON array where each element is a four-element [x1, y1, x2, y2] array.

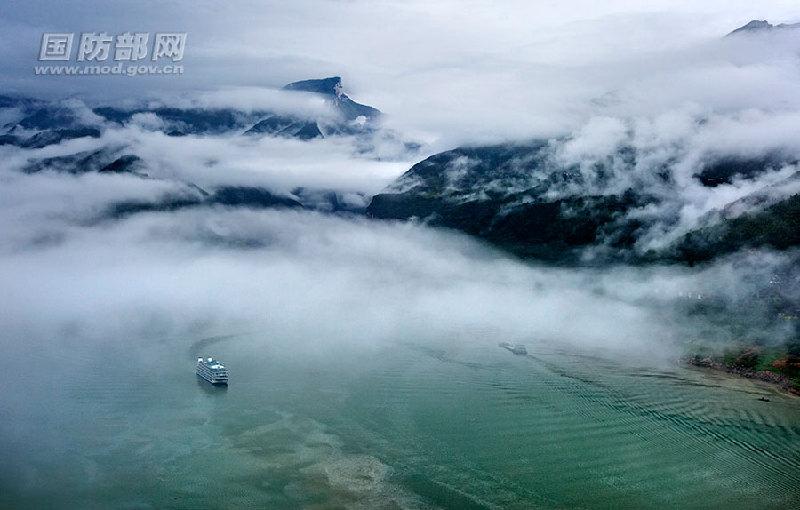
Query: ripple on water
[[335, 344, 800, 508], [7, 339, 800, 509]]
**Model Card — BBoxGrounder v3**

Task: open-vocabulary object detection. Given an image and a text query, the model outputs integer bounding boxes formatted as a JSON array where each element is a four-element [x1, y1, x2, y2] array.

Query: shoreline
[[684, 356, 800, 396]]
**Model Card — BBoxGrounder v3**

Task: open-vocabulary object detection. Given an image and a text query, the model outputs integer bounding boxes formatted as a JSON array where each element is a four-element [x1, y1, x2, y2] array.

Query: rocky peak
[[282, 76, 380, 121], [282, 76, 343, 96], [728, 19, 800, 36]]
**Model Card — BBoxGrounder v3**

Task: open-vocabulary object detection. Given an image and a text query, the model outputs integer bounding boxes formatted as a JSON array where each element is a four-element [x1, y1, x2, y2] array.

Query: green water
[[3, 335, 799, 509]]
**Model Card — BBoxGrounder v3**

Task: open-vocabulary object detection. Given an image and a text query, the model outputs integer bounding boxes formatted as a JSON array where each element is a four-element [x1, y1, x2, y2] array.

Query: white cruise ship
[[196, 357, 229, 385]]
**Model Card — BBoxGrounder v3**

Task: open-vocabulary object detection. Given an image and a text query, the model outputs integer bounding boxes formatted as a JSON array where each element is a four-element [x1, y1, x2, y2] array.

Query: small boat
[[511, 345, 528, 355], [499, 342, 528, 355], [758, 396, 770, 402], [196, 357, 229, 386]]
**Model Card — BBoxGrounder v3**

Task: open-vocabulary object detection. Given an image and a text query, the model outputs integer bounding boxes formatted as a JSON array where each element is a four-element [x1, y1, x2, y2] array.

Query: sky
[[2, 0, 800, 142]]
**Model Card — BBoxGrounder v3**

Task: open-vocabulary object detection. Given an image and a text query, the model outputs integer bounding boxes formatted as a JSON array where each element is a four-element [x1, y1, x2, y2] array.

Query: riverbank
[[685, 353, 800, 396]]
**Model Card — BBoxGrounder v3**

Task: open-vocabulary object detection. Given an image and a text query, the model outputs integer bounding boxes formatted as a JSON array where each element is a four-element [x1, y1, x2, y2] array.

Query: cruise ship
[[196, 357, 229, 385]]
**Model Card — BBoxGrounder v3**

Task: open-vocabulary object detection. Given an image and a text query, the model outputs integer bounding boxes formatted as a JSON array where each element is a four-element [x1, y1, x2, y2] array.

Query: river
[[2, 333, 799, 509]]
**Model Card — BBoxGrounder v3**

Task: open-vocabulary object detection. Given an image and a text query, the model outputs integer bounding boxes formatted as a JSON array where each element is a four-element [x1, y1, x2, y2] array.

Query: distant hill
[[727, 19, 800, 36], [367, 141, 800, 265], [0, 76, 390, 216], [283, 76, 381, 122]]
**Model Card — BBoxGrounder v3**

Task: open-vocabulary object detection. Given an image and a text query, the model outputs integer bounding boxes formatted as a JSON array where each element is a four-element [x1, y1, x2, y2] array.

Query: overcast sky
[[1, 3, 797, 97], [0, 1, 798, 144]]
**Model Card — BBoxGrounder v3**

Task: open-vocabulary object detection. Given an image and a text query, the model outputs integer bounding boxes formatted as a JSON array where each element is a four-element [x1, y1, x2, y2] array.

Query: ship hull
[[197, 373, 229, 385]]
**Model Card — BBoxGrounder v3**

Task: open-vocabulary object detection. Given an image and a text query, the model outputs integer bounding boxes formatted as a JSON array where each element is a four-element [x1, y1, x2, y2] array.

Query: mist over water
[[1, 204, 798, 507], [0, 206, 680, 359]]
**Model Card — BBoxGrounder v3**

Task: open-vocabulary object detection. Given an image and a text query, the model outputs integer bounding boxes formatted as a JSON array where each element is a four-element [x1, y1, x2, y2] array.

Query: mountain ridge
[[727, 19, 800, 36], [367, 141, 800, 265]]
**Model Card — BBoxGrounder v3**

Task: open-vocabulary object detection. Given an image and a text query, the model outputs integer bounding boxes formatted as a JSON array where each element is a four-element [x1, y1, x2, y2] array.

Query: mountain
[[102, 185, 369, 221], [90, 77, 380, 139], [693, 155, 795, 187], [727, 19, 800, 36], [18, 63, 799, 266], [367, 142, 800, 265], [244, 116, 323, 139], [676, 194, 800, 263], [94, 107, 244, 135], [0, 127, 101, 149], [365, 20, 800, 265], [22, 148, 140, 174], [0, 77, 389, 217], [0, 95, 40, 109], [366, 143, 644, 263], [283, 76, 344, 95], [0, 74, 397, 158], [282, 76, 381, 122]]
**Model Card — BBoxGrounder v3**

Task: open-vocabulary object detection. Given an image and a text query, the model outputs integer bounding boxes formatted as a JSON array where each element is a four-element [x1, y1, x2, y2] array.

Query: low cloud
[[0, 207, 695, 365], [2, 203, 794, 375]]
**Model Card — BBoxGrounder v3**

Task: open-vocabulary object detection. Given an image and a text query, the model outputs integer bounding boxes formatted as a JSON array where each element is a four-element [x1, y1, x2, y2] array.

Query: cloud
[[558, 116, 629, 164], [0, 1, 798, 143], [0, 206, 698, 364], [2, 197, 794, 372]]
